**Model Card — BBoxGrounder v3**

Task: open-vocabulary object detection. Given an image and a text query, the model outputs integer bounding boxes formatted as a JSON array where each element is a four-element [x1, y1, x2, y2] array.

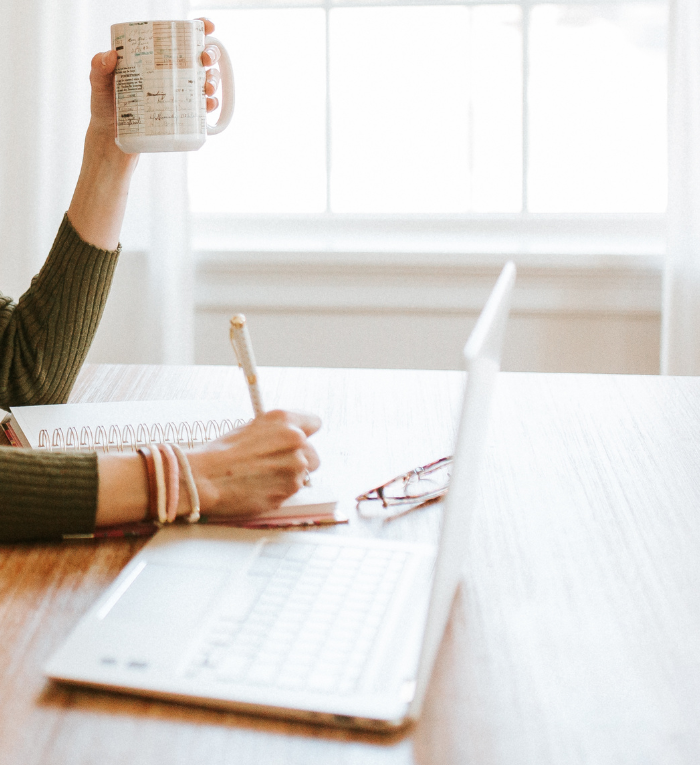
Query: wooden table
[[1, 365, 699, 764]]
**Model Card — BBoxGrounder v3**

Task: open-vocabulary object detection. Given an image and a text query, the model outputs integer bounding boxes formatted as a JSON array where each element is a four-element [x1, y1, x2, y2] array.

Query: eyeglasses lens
[[399, 463, 450, 499]]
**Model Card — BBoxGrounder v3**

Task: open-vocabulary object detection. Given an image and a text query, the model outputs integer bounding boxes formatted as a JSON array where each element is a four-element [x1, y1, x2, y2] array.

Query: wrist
[[82, 123, 139, 178], [178, 451, 218, 517], [68, 125, 139, 250], [96, 453, 149, 526]]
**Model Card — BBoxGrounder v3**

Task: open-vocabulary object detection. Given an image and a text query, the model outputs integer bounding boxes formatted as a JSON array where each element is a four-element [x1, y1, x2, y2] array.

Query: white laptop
[[45, 261, 516, 731]]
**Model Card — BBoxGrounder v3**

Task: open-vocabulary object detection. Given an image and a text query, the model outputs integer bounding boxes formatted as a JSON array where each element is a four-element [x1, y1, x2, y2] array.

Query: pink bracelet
[[149, 441, 167, 525], [137, 446, 159, 523], [157, 443, 180, 523]]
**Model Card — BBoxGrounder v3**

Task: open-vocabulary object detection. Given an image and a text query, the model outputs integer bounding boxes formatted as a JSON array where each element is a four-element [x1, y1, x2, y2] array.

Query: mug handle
[[205, 35, 235, 135]]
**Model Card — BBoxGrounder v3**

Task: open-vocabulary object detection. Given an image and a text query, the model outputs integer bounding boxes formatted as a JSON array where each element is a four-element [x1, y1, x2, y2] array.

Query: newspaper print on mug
[[112, 21, 206, 140]]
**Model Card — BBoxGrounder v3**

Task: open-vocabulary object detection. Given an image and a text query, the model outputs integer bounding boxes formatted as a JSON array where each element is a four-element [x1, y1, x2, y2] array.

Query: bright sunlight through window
[[190, 1, 667, 216]]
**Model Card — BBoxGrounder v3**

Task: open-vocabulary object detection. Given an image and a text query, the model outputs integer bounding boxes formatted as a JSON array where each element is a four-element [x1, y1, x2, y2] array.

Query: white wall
[[194, 309, 660, 373], [88, 250, 662, 373]]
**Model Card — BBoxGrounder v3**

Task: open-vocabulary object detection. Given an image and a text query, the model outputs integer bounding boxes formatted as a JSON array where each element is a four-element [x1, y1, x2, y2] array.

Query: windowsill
[[192, 213, 665, 270], [191, 213, 665, 314]]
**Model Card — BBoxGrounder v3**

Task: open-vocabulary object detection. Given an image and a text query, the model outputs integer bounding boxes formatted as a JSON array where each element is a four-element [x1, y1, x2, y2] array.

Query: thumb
[[89, 51, 117, 124], [90, 50, 117, 89]]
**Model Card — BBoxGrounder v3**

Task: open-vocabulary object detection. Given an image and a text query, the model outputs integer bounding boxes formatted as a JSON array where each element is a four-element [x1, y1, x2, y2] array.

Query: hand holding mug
[[66, 18, 227, 250], [111, 17, 234, 153]]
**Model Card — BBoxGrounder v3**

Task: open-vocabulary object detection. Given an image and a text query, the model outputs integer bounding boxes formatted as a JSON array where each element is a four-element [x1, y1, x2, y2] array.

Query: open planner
[[1, 400, 341, 530]]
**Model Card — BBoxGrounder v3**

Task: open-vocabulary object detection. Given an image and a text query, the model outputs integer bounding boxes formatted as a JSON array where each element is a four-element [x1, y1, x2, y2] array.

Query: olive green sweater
[[0, 215, 120, 542]]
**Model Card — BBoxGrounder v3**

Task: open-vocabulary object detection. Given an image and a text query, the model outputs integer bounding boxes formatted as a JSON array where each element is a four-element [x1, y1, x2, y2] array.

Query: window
[[190, 0, 667, 247]]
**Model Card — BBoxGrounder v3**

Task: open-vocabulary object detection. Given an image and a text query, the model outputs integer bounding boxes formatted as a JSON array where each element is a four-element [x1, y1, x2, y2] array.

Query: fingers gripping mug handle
[[205, 35, 234, 135]]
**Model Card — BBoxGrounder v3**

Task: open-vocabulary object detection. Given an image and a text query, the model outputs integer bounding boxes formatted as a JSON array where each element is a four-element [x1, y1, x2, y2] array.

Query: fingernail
[[101, 52, 109, 67]]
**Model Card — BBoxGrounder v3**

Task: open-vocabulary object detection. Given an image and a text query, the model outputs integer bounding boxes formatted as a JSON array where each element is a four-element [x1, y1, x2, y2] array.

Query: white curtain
[[0, 0, 193, 364], [661, 0, 700, 375]]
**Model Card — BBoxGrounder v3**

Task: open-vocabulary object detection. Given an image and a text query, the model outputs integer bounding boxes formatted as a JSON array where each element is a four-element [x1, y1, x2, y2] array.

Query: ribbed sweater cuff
[[0, 448, 98, 542]]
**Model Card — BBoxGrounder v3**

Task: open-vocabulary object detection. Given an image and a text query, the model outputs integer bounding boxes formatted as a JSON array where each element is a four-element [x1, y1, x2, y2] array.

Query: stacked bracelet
[[150, 443, 168, 524], [137, 443, 201, 525], [137, 446, 159, 522], [157, 443, 180, 523], [171, 444, 201, 524]]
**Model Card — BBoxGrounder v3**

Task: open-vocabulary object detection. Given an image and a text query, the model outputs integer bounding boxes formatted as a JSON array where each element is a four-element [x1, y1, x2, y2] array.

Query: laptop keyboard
[[186, 541, 409, 695]]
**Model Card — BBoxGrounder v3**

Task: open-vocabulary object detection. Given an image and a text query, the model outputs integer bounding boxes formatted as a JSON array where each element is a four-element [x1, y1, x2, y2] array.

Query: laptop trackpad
[[100, 561, 227, 633]]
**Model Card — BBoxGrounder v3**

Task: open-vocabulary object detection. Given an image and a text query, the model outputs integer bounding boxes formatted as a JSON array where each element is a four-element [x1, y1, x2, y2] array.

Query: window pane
[[330, 6, 522, 213], [189, 9, 326, 213], [528, 4, 668, 213]]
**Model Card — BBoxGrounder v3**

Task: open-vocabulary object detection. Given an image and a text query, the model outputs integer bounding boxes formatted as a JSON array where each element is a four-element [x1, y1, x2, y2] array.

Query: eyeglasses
[[355, 456, 453, 520]]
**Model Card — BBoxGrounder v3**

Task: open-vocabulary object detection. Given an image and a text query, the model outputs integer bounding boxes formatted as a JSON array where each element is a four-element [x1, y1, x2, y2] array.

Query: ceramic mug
[[111, 19, 234, 153]]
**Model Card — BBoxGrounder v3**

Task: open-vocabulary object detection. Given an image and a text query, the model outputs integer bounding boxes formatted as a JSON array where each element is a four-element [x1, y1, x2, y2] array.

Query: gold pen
[[229, 314, 265, 417]]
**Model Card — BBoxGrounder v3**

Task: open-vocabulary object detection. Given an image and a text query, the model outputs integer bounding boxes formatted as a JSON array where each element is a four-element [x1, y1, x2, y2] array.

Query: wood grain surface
[[1, 364, 699, 764]]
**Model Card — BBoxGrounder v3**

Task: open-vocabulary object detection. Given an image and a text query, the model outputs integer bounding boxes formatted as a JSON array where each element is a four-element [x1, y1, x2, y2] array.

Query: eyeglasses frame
[[355, 455, 453, 512]]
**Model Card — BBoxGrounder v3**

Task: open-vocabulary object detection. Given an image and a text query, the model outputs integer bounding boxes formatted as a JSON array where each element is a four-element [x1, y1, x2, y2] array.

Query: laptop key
[[314, 546, 340, 560], [260, 542, 290, 558], [285, 544, 315, 562]]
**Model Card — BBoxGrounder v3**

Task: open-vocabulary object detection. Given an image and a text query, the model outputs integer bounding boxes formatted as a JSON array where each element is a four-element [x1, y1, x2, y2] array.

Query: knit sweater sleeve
[[0, 214, 120, 542], [0, 449, 98, 542], [0, 213, 120, 408]]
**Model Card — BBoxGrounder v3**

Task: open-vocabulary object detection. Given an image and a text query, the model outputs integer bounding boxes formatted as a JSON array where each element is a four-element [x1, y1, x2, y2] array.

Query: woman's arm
[[0, 409, 321, 542], [95, 410, 321, 526], [67, 50, 139, 250], [0, 219, 121, 408], [69, 18, 223, 248], [0, 52, 134, 409], [0, 21, 223, 409], [0, 20, 318, 544]]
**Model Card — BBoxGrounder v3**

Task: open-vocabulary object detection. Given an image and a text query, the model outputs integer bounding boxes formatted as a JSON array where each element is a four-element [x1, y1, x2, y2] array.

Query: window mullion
[[522, 1, 530, 214], [325, 2, 332, 213]]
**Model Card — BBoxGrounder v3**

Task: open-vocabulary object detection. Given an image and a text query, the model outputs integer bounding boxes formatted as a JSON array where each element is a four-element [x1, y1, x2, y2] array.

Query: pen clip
[[229, 320, 243, 368]]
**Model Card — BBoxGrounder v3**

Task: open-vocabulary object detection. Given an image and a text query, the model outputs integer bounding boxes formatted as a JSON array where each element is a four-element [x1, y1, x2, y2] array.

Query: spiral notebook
[[1, 400, 342, 532]]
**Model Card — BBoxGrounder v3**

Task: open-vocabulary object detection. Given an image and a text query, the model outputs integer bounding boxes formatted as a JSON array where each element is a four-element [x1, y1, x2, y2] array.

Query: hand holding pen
[[229, 314, 315, 487]]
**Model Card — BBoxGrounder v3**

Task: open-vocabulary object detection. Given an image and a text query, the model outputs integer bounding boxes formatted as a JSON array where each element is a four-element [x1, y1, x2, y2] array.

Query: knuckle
[[290, 450, 307, 472], [286, 430, 307, 451], [287, 471, 304, 493], [270, 428, 302, 452], [308, 450, 321, 471]]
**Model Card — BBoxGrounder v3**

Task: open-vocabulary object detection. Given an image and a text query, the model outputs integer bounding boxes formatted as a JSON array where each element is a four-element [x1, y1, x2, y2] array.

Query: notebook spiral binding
[[37, 419, 248, 453]]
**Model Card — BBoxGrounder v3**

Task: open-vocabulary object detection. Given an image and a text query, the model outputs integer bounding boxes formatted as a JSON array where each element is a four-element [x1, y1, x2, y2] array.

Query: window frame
[[191, 0, 668, 263]]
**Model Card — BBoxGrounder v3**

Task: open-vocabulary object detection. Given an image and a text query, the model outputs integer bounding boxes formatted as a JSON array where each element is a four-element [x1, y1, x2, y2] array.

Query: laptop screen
[[409, 261, 516, 717]]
